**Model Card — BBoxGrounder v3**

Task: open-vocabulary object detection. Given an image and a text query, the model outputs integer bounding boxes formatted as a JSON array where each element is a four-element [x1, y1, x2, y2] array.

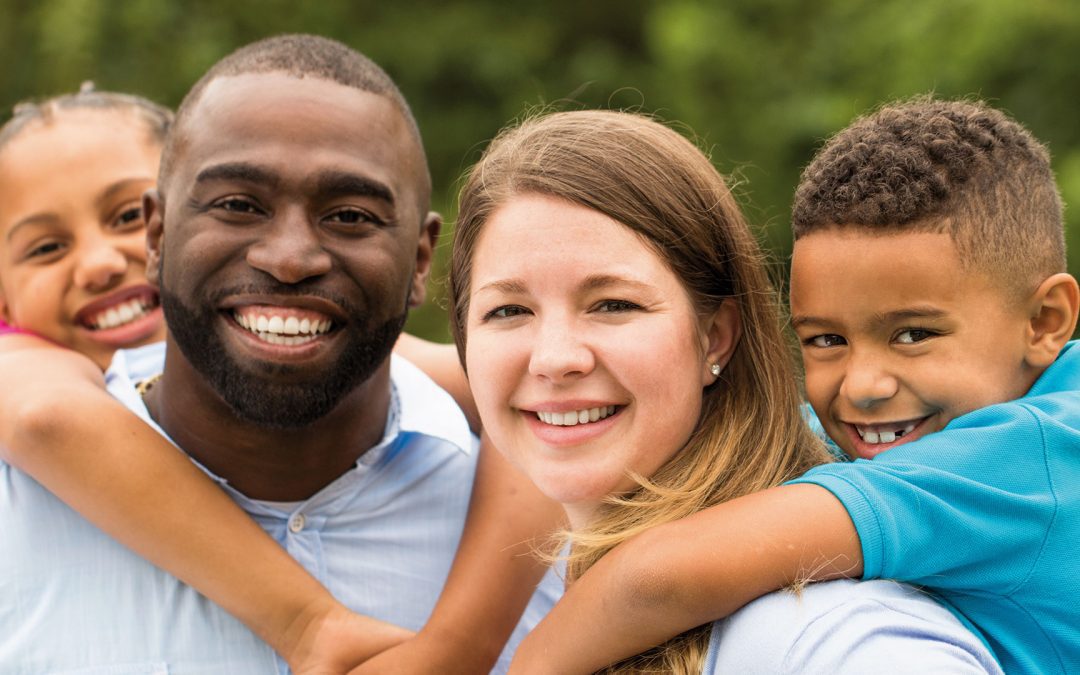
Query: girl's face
[[465, 193, 727, 527], [0, 110, 165, 368]]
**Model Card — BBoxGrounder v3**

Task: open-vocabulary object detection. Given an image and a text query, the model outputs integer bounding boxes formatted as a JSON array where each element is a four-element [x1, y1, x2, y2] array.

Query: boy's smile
[[790, 227, 1041, 460]]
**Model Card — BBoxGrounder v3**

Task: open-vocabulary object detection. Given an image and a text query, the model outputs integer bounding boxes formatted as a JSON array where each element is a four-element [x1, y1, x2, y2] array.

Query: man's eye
[[594, 299, 642, 313], [483, 305, 530, 321], [896, 329, 935, 344], [326, 208, 380, 226], [214, 198, 261, 214], [807, 334, 846, 348]]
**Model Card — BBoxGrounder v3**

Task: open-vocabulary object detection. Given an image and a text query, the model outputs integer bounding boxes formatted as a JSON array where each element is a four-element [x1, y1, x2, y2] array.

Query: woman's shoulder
[[702, 579, 1002, 674]]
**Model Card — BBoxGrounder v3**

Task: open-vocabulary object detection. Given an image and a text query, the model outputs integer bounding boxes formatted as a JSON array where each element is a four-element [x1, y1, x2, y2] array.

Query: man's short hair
[[159, 34, 426, 191], [791, 96, 1065, 296]]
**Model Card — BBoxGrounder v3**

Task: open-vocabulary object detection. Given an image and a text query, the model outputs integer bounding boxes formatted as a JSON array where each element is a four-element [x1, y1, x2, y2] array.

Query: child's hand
[[287, 604, 413, 675], [346, 628, 499, 675]]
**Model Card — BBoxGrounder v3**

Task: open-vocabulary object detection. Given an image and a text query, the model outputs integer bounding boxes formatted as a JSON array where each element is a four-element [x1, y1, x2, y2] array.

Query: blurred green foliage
[[3, 0, 1078, 341]]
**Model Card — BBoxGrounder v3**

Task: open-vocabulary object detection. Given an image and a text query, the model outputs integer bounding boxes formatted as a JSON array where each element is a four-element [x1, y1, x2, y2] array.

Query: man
[[0, 35, 555, 673]]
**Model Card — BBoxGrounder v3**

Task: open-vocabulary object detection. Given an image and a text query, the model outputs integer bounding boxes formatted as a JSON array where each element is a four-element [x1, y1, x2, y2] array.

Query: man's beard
[[160, 283, 407, 430]]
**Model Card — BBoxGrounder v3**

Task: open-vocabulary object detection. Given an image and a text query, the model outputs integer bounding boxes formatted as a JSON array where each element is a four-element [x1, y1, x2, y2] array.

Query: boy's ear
[[702, 299, 742, 387], [143, 189, 165, 286], [0, 287, 9, 325], [1025, 272, 1080, 369]]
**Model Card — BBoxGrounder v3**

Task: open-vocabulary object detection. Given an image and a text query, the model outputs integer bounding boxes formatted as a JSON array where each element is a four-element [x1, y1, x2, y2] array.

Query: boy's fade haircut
[[791, 97, 1065, 297], [158, 33, 428, 198], [0, 81, 172, 152]]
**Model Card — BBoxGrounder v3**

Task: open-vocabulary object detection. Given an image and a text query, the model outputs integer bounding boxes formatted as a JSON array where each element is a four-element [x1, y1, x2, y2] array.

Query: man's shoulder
[[390, 353, 475, 455]]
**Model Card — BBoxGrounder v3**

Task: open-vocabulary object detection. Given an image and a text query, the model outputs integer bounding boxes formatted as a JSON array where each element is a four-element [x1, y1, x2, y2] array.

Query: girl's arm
[[507, 484, 861, 674], [372, 334, 564, 673], [352, 434, 564, 673], [0, 334, 410, 670]]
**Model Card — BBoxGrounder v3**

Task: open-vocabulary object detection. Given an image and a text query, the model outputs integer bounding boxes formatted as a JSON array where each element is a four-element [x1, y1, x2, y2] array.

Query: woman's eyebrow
[[95, 177, 155, 209], [5, 213, 57, 243]]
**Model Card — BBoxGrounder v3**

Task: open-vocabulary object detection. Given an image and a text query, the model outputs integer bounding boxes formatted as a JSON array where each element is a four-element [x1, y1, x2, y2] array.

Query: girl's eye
[[807, 334, 846, 348], [483, 305, 530, 321], [113, 207, 145, 231], [896, 329, 935, 344], [594, 299, 642, 313]]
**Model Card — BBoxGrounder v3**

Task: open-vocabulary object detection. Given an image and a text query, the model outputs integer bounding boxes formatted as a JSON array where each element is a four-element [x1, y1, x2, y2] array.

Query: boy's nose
[[840, 355, 899, 409], [73, 237, 129, 291], [528, 316, 596, 382], [246, 212, 332, 284]]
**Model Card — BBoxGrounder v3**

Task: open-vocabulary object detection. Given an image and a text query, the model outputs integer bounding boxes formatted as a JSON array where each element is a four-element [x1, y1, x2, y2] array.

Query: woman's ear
[[702, 299, 742, 386], [0, 285, 11, 325], [1025, 272, 1080, 369]]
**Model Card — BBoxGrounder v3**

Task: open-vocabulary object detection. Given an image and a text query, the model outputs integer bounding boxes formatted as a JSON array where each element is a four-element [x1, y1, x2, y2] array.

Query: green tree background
[[3, 0, 1078, 341]]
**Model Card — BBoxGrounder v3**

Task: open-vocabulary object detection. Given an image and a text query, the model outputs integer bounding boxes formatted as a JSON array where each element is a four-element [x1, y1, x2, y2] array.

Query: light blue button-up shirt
[[0, 342, 559, 674]]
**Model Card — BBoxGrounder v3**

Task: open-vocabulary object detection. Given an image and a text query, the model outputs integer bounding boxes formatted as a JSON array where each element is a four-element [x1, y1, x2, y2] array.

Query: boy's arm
[[508, 484, 860, 674], [0, 335, 410, 670], [353, 434, 563, 673]]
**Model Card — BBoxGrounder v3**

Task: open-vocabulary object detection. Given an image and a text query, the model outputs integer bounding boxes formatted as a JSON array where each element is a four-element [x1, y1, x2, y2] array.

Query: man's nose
[[245, 210, 333, 284], [527, 314, 596, 383], [839, 350, 899, 409]]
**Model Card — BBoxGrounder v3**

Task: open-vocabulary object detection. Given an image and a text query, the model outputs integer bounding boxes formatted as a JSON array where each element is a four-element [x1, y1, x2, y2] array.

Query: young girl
[[0, 87, 559, 673], [448, 110, 1001, 673]]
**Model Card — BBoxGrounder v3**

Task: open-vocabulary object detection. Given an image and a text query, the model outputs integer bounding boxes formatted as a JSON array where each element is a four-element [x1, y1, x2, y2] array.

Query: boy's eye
[[483, 305, 530, 321], [593, 299, 642, 313], [895, 329, 935, 344], [807, 334, 846, 348], [26, 240, 67, 260]]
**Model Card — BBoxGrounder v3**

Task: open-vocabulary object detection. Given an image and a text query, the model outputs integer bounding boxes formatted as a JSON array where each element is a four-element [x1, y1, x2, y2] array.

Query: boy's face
[[0, 111, 165, 368], [790, 227, 1038, 460]]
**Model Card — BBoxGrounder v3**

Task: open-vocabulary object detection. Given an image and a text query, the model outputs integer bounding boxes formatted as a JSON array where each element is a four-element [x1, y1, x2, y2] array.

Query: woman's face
[[0, 110, 165, 368], [465, 193, 720, 527]]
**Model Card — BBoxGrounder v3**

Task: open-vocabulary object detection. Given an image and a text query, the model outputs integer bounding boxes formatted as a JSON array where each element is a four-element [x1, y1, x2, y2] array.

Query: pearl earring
[[710, 363, 722, 377]]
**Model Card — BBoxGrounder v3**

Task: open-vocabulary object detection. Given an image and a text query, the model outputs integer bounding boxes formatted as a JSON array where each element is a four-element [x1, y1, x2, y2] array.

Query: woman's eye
[[896, 329, 935, 344], [807, 334, 846, 348], [483, 305, 530, 321], [594, 299, 642, 313]]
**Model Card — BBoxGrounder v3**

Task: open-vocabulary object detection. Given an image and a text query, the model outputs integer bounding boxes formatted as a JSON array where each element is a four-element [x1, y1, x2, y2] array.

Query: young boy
[[512, 98, 1079, 674]]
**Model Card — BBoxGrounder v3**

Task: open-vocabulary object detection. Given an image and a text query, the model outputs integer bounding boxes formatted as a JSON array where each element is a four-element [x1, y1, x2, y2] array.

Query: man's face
[[790, 227, 1036, 460], [147, 73, 437, 427]]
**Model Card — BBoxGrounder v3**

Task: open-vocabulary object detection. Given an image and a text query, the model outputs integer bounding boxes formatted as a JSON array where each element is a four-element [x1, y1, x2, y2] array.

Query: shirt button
[[288, 513, 306, 533]]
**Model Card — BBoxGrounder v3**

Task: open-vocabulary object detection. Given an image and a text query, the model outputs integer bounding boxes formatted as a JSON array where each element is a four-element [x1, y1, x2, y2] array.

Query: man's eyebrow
[[194, 163, 280, 188], [316, 172, 395, 206]]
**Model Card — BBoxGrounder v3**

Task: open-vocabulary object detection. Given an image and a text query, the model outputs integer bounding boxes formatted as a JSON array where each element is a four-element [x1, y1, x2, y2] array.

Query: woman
[[448, 110, 1003, 673]]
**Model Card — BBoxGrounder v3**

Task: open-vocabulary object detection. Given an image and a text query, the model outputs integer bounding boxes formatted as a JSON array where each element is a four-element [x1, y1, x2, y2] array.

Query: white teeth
[[232, 310, 333, 345], [856, 422, 919, 445], [537, 405, 617, 427], [91, 298, 153, 330]]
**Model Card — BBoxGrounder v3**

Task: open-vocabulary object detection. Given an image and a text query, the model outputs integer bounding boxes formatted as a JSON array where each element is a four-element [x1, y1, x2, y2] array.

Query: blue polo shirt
[[793, 341, 1080, 674]]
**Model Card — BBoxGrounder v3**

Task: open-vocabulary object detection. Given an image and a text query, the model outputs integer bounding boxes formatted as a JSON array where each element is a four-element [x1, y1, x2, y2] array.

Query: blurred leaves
[[2, 0, 1077, 340]]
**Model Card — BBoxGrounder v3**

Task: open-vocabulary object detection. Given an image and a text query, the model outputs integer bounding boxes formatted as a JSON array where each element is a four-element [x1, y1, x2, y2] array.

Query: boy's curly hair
[[792, 97, 1064, 297]]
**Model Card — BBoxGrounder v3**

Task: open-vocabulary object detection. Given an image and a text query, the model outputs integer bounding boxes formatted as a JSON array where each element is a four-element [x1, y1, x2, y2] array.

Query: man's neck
[[143, 349, 392, 502]]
